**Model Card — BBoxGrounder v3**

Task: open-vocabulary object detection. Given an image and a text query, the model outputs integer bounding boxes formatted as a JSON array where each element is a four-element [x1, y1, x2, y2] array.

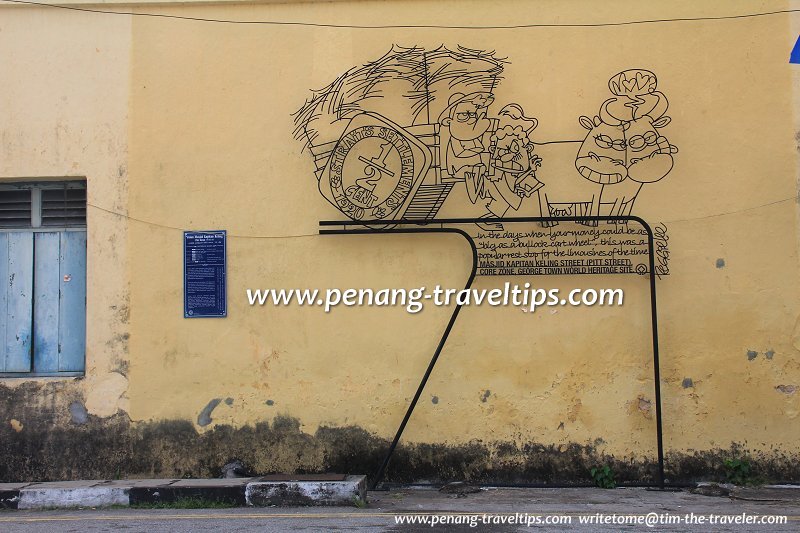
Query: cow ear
[[652, 116, 671, 128], [579, 116, 594, 130]]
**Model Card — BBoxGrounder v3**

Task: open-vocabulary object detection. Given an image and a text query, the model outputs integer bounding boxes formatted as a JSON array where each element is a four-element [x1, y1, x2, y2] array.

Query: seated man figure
[[439, 92, 494, 224]]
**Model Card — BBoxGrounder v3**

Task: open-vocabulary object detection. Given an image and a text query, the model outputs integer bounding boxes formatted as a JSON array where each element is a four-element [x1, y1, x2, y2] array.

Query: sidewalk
[[1, 484, 799, 532], [1, 478, 799, 510]]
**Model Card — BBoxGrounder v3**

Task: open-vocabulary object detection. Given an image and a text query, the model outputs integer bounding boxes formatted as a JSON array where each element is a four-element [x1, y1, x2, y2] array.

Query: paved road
[[2, 487, 799, 532]]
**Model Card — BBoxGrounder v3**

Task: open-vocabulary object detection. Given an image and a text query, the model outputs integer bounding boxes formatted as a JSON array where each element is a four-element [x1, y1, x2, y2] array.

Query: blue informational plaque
[[184, 230, 227, 318]]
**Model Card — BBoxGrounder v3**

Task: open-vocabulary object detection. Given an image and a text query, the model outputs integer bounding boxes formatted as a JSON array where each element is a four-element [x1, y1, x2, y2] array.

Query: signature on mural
[[653, 223, 670, 279], [293, 45, 677, 231]]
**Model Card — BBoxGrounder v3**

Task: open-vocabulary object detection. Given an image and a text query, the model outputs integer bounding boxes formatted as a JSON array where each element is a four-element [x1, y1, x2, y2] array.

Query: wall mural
[[297, 46, 674, 487], [294, 46, 674, 276]]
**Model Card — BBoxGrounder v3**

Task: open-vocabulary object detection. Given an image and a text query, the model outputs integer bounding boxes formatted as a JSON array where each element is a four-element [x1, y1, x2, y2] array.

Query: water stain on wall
[[2, 382, 799, 484]]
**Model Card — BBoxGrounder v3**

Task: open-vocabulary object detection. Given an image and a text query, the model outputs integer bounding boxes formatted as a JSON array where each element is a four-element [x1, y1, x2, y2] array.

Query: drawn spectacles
[[594, 134, 626, 151], [594, 131, 657, 151], [455, 111, 478, 122], [627, 132, 658, 151]]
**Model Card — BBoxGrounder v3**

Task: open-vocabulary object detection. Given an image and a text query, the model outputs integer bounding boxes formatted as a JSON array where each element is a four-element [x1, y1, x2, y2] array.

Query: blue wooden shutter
[[33, 232, 60, 372], [1, 232, 34, 372], [32, 231, 86, 373], [57, 231, 86, 371]]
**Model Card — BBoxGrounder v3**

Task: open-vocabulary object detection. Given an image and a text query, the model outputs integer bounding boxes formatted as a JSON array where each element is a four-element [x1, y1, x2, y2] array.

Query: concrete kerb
[[18, 487, 129, 510], [245, 475, 368, 507], [0, 476, 368, 510]]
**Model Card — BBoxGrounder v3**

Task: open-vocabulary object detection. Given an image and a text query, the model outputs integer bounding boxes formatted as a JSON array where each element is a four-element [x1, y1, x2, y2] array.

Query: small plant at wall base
[[352, 496, 367, 508], [723, 458, 760, 486], [590, 465, 616, 489]]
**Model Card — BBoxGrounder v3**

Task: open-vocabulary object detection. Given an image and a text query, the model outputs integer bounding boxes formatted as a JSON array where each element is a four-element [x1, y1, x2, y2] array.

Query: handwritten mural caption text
[[473, 223, 669, 278]]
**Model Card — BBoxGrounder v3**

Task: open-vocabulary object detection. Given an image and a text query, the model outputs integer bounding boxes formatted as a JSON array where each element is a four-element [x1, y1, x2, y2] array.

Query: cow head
[[574, 115, 628, 184]]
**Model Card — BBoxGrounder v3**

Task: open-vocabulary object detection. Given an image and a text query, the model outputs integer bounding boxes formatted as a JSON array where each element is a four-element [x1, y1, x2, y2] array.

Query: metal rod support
[[320, 216, 665, 490]]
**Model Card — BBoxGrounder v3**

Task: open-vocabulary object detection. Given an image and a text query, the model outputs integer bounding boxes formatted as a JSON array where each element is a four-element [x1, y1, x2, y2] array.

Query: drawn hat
[[437, 91, 494, 123]]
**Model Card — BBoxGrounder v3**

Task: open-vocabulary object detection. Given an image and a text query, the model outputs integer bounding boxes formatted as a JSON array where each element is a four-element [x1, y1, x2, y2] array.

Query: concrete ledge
[[245, 475, 366, 507], [17, 487, 129, 509], [1, 476, 367, 509]]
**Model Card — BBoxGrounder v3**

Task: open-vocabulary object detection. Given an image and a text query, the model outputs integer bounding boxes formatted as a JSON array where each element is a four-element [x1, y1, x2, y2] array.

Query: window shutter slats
[[41, 188, 87, 227], [0, 191, 32, 228]]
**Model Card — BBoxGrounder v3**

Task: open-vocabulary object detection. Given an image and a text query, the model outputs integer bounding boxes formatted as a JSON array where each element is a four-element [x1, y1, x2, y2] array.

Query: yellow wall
[[2, 0, 800, 481]]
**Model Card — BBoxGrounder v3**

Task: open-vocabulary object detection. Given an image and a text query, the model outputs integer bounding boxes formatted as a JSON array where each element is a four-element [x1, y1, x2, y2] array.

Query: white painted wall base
[[18, 487, 129, 509], [246, 476, 367, 507]]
